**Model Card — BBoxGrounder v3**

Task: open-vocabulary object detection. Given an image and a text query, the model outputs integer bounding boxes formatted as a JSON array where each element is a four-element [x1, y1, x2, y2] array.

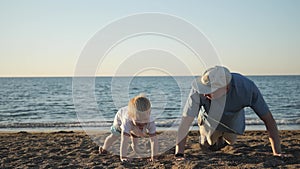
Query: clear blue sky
[[0, 0, 299, 77]]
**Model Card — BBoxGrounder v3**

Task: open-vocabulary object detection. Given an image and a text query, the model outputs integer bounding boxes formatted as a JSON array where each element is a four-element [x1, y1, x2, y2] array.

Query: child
[[99, 93, 158, 162]]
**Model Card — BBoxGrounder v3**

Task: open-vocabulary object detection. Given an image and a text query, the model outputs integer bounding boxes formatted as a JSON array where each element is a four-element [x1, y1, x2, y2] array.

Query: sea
[[0, 76, 299, 132]]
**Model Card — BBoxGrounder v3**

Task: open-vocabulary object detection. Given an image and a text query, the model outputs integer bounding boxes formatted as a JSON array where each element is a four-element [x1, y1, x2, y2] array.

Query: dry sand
[[0, 130, 299, 169]]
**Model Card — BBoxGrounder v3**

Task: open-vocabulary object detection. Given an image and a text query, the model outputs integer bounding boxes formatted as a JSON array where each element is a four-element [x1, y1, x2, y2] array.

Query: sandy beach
[[0, 130, 299, 169]]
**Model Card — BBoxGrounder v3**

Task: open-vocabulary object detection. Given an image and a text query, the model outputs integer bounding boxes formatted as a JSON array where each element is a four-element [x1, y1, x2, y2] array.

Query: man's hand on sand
[[274, 153, 289, 158]]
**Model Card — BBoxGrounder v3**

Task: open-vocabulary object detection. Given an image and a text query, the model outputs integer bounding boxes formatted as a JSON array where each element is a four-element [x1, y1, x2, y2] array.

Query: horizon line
[[0, 74, 299, 78]]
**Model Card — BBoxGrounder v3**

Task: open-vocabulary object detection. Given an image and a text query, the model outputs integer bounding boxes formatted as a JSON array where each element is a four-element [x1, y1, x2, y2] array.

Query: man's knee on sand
[[200, 128, 237, 146]]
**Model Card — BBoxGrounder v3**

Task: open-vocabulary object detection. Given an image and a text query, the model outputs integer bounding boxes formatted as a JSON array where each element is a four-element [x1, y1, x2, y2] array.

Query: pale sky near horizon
[[0, 0, 299, 77]]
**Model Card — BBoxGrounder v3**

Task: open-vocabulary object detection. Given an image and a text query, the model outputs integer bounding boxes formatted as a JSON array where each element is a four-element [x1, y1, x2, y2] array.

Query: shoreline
[[1, 130, 299, 168], [0, 124, 299, 133], [0, 127, 300, 134]]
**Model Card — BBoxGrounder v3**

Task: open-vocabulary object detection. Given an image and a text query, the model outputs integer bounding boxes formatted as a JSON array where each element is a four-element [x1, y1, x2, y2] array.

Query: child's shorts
[[110, 125, 121, 136]]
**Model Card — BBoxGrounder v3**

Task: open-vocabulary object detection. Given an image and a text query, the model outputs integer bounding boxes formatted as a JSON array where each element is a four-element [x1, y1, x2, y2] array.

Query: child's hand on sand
[[148, 156, 159, 162], [175, 153, 185, 161], [120, 157, 132, 163]]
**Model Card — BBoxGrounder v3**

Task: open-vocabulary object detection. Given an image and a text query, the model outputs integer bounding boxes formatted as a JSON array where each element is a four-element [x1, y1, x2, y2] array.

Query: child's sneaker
[[99, 147, 108, 155]]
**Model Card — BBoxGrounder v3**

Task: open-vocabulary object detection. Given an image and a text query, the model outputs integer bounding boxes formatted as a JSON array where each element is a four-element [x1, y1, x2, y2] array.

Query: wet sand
[[0, 130, 299, 169]]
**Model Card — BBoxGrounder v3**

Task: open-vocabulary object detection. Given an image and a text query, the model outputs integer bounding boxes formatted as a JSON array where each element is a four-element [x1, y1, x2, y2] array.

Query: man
[[175, 66, 283, 160]]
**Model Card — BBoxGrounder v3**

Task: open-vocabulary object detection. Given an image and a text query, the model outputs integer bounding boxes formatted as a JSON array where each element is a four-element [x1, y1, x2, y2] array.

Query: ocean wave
[[0, 121, 112, 129], [246, 118, 300, 125], [0, 118, 299, 129]]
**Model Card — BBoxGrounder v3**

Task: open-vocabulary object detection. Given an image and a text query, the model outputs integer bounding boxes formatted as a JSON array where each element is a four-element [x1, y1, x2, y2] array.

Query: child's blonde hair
[[128, 93, 151, 122]]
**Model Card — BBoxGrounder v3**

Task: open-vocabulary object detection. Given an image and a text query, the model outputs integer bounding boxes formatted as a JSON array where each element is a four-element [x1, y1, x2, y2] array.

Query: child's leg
[[101, 126, 121, 152], [130, 135, 142, 154], [102, 133, 119, 151]]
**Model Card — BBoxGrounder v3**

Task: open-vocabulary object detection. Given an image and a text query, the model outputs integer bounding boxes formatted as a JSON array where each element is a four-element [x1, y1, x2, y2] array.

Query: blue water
[[0, 76, 299, 131]]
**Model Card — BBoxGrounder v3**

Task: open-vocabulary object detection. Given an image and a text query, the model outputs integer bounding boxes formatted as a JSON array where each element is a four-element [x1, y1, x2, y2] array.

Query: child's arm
[[120, 132, 131, 161], [149, 133, 158, 161]]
